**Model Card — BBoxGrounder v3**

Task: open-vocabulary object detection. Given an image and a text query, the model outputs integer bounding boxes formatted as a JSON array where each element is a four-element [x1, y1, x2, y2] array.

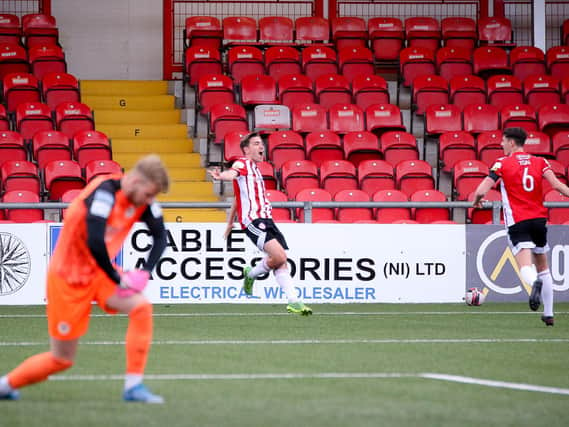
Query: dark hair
[[503, 127, 527, 147], [239, 132, 262, 153]]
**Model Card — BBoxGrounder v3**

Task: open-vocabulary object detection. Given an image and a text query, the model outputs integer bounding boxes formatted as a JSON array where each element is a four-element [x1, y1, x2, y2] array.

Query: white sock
[[274, 267, 299, 304], [538, 270, 554, 317], [0, 376, 14, 394], [248, 258, 270, 279], [124, 374, 143, 391], [520, 265, 537, 287]]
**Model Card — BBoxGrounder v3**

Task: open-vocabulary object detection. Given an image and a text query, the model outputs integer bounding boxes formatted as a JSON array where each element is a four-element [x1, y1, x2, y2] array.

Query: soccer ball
[[465, 287, 485, 306]]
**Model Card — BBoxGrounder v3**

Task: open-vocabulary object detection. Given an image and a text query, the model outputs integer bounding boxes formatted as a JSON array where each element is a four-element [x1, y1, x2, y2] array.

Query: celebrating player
[[473, 128, 569, 326], [0, 154, 170, 402], [208, 132, 312, 315]]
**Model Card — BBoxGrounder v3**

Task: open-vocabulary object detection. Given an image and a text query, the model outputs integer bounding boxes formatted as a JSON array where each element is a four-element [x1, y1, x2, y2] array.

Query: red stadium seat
[[0, 14, 21, 45], [44, 159, 85, 201], [328, 103, 364, 134], [563, 19, 569, 46], [28, 45, 66, 79], [477, 130, 504, 167], [278, 74, 315, 109], [55, 102, 94, 139], [510, 46, 546, 81], [334, 189, 372, 223], [449, 74, 486, 111], [222, 16, 258, 47], [16, 101, 53, 140], [196, 74, 235, 115], [365, 104, 406, 138], [3, 190, 43, 222], [42, 72, 80, 109], [259, 16, 294, 44], [351, 74, 389, 111], [368, 17, 404, 64], [487, 75, 523, 110], [240, 74, 278, 107], [358, 160, 395, 197], [411, 189, 449, 223], [280, 160, 319, 199], [302, 46, 338, 81], [22, 14, 59, 48], [0, 105, 9, 131], [546, 46, 569, 79], [337, 46, 374, 83], [265, 189, 291, 221], [184, 16, 222, 50], [405, 17, 441, 51], [305, 131, 343, 167], [73, 130, 112, 168], [0, 43, 29, 79], [439, 131, 476, 173], [184, 46, 223, 86], [257, 161, 277, 190], [3, 72, 40, 112], [395, 159, 434, 198], [424, 104, 462, 154], [399, 47, 436, 88], [84, 159, 122, 182], [208, 104, 248, 165], [411, 74, 449, 133], [441, 17, 477, 50], [32, 130, 71, 169], [453, 159, 489, 200], [268, 130, 305, 169], [223, 130, 249, 163], [436, 47, 473, 81], [500, 104, 538, 132], [380, 131, 418, 167], [463, 104, 500, 135], [295, 188, 334, 223], [60, 188, 83, 220], [320, 159, 358, 197], [467, 189, 502, 224], [1, 160, 40, 195], [295, 17, 330, 44], [0, 131, 27, 167], [542, 159, 567, 196], [264, 46, 301, 80], [523, 131, 553, 158], [538, 104, 569, 139], [228, 46, 265, 83], [373, 189, 410, 223], [253, 105, 290, 131], [544, 190, 569, 224], [291, 103, 328, 134], [343, 131, 381, 167], [473, 47, 510, 79], [314, 74, 352, 109], [477, 16, 514, 49], [552, 131, 569, 167], [331, 17, 367, 51], [523, 74, 561, 110]]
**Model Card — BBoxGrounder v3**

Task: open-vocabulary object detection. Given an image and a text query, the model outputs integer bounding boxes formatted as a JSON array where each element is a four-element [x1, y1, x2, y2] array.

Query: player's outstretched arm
[[472, 177, 496, 208], [544, 169, 569, 198], [208, 167, 238, 181]]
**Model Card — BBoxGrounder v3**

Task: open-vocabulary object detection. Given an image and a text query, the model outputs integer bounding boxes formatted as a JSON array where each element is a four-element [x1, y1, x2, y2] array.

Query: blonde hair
[[133, 154, 170, 193]]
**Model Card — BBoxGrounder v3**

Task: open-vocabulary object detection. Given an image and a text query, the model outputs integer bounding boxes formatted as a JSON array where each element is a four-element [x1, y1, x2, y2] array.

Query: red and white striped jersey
[[490, 152, 551, 226], [231, 157, 272, 228]]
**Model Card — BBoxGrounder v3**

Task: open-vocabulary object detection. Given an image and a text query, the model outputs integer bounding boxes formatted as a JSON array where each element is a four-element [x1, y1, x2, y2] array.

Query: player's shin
[[125, 301, 153, 385]]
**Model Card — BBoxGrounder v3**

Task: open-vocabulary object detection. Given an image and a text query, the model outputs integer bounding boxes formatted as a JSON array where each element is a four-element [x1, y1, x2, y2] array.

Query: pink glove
[[117, 269, 150, 297]]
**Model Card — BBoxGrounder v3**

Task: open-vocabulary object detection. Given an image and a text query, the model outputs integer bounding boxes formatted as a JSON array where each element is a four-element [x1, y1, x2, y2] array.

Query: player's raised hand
[[208, 167, 221, 180]]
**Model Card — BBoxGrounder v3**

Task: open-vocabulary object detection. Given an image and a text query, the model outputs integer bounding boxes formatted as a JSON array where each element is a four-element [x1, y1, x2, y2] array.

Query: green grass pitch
[[1, 303, 568, 427]]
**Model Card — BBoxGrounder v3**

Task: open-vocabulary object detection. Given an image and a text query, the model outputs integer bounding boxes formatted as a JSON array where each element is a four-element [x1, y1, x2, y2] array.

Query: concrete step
[[97, 123, 188, 139], [95, 109, 181, 125], [162, 208, 227, 223], [114, 152, 201, 168], [83, 95, 175, 111], [81, 80, 168, 96], [111, 138, 193, 153]]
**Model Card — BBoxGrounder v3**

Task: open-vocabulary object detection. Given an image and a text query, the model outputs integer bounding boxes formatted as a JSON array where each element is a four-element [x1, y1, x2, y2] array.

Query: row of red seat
[[0, 14, 60, 48], [0, 42, 66, 80], [0, 101, 94, 141], [1, 71, 80, 111]]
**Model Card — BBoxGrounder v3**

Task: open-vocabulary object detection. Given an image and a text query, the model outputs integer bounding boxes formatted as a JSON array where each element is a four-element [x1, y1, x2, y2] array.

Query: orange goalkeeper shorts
[[46, 270, 119, 340]]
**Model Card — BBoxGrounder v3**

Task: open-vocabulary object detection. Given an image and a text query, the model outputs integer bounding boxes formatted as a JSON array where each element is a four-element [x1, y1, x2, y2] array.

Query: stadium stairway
[[81, 80, 227, 222]]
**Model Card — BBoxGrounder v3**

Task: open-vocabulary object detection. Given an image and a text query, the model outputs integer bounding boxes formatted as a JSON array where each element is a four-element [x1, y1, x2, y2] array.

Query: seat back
[[44, 159, 85, 200], [328, 103, 365, 134], [3, 190, 43, 222], [42, 71, 80, 109], [295, 17, 330, 43], [334, 189, 372, 223], [295, 188, 334, 222], [343, 131, 381, 167], [73, 130, 112, 168], [372, 189, 410, 223], [395, 159, 435, 197], [268, 130, 305, 169], [291, 103, 328, 134], [453, 159, 489, 200], [320, 159, 358, 196], [32, 130, 71, 169], [380, 131, 419, 167], [305, 131, 343, 167], [281, 160, 319, 199], [411, 189, 449, 223], [84, 159, 122, 182], [358, 159, 395, 197]]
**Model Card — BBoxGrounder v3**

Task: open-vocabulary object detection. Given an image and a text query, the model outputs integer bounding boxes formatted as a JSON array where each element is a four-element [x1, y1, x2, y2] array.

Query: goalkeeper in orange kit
[[0, 154, 169, 403]]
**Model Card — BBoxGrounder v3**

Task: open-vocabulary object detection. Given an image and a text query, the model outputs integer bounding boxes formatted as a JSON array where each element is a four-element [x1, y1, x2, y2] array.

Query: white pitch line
[[47, 372, 569, 396], [421, 373, 569, 396], [2, 338, 569, 347], [0, 311, 567, 319]]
